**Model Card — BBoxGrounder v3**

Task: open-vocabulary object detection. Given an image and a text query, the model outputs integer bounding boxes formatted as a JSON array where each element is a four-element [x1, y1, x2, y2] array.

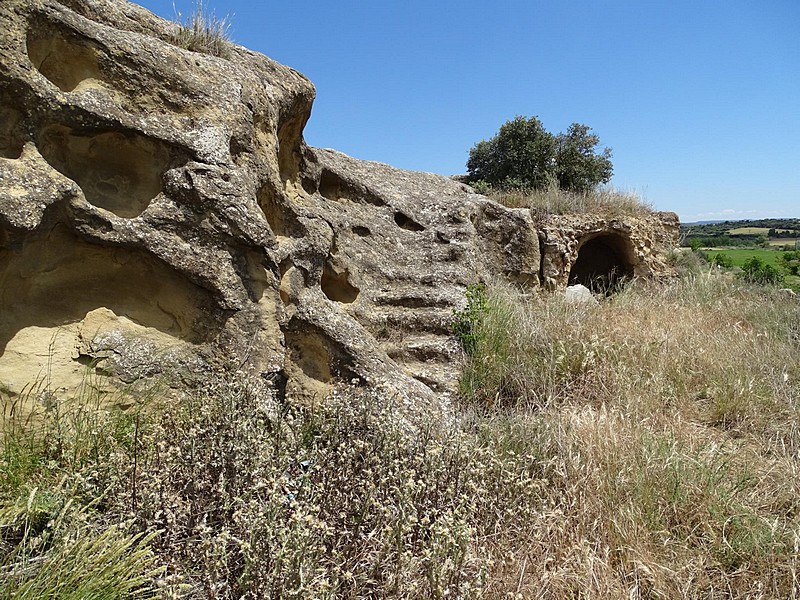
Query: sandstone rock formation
[[0, 0, 680, 407]]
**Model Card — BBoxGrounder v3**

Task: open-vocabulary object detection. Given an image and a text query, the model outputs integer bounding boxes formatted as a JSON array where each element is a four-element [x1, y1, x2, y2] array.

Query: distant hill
[[683, 220, 727, 225], [680, 218, 800, 247]]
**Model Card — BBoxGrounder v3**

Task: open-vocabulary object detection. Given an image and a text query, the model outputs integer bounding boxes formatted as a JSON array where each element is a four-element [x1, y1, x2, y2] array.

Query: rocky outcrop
[[539, 212, 680, 291], [0, 0, 679, 408]]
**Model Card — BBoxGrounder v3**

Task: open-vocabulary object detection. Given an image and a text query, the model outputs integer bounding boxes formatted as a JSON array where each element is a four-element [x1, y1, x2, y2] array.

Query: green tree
[[713, 252, 734, 268], [466, 116, 613, 192], [554, 123, 614, 193], [466, 116, 556, 191]]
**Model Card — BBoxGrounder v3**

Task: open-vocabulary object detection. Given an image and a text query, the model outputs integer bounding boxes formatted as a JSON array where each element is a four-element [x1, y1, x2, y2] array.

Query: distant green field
[[709, 248, 782, 268], [709, 248, 800, 289]]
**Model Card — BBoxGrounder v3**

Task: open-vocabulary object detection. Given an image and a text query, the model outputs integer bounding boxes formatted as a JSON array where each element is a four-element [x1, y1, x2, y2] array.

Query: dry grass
[[460, 271, 800, 597], [487, 183, 654, 218], [2, 270, 799, 597], [169, 0, 232, 59]]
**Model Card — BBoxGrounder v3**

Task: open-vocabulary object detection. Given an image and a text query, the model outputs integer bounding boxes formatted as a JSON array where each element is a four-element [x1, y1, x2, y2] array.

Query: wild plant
[[169, 0, 232, 59]]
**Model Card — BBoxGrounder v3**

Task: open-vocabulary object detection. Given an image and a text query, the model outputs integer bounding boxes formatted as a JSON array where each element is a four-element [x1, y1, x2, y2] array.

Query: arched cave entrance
[[568, 232, 636, 293]]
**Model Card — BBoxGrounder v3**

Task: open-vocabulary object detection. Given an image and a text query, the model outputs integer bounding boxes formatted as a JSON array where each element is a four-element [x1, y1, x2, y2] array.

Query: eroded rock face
[[1, 0, 308, 399], [0, 0, 678, 409]]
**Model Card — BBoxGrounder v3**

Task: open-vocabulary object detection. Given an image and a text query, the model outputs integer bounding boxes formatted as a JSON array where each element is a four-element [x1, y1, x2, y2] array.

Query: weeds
[[452, 283, 488, 355], [2, 270, 799, 597], [483, 181, 654, 218], [454, 273, 800, 596], [0, 387, 160, 597], [169, 0, 232, 59]]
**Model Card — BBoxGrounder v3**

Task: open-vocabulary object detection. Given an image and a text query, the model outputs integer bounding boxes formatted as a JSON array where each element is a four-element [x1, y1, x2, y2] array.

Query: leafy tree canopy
[[466, 116, 613, 193]]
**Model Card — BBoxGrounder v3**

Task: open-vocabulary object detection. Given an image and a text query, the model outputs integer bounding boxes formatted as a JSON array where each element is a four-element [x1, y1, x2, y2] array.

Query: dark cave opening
[[568, 232, 636, 293]]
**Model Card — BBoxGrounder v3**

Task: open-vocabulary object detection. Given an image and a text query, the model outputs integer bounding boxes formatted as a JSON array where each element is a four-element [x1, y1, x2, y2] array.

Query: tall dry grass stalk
[[488, 183, 654, 219], [169, 0, 232, 59]]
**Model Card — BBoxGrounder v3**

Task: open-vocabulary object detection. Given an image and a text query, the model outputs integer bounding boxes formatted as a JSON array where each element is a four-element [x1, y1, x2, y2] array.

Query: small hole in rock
[[319, 169, 343, 201], [394, 211, 425, 232], [321, 262, 359, 304], [27, 28, 104, 92], [258, 183, 299, 238], [38, 126, 170, 219]]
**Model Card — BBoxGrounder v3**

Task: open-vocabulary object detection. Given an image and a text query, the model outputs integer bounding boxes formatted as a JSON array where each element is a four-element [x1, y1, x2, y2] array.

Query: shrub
[[5, 272, 800, 597], [169, 0, 232, 59], [712, 252, 734, 268], [779, 251, 800, 276], [452, 283, 487, 355], [739, 256, 784, 285]]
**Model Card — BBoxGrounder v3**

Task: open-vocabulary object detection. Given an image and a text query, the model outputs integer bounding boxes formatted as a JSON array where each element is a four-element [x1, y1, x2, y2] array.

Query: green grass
[[709, 248, 783, 268], [0, 390, 161, 598], [169, 0, 232, 58], [709, 247, 800, 289]]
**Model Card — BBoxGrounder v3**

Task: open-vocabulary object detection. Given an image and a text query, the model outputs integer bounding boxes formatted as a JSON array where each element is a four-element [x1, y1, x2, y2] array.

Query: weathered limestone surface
[[0, 0, 678, 408]]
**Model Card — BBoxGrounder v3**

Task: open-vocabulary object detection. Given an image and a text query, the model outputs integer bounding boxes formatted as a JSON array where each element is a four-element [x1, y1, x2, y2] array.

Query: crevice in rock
[[352, 225, 371, 237], [410, 373, 442, 391], [0, 108, 24, 160], [38, 125, 171, 218], [321, 261, 359, 304], [318, 169, 343, 201], [300, 174, 318, 195], [284, 322, 333, 384], [568, 231, 636, 293], [243, 250, 269, 303], [283, 320, 358, 390], [257, 182, 299, 238], [373, 294, 451, 309], [394, 211, 425, 232], [277, 115, 305, 185], [318, 168, 386, 206], [27, 25, 104, 92]]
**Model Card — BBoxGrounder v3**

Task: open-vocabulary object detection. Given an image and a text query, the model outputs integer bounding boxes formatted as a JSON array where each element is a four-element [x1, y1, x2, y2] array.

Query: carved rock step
[[402, 360, 462, 397], [361, 305, 456, 338], [380, 333, 461, 364]]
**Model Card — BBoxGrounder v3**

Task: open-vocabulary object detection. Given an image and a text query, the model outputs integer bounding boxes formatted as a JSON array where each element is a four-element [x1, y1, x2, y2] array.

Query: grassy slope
[[2, 271, 800, 598], [485, 184, 654, 217]]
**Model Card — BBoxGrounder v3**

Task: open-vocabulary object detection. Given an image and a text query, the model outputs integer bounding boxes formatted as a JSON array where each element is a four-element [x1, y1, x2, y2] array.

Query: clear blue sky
[[137, 0, 799, 222]]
